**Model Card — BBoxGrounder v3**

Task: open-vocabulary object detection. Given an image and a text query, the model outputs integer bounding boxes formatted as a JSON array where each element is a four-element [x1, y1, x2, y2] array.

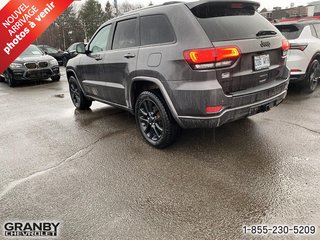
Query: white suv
[[275, 20, 320, 93]]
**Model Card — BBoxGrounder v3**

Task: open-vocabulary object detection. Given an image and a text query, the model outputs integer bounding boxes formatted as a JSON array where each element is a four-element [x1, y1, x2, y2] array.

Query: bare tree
[[118, 1, 143, 14]]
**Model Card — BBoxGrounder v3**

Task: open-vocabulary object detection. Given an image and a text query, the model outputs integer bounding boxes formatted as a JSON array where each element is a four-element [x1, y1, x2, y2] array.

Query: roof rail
[[297, 18, 320, 22], [163, 1, 183, 5], [298, 18, 310, 22]]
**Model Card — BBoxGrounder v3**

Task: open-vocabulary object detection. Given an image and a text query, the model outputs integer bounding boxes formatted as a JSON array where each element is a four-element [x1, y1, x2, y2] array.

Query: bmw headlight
[[9, 63, 23, 69], [49, 59, 59, 67]]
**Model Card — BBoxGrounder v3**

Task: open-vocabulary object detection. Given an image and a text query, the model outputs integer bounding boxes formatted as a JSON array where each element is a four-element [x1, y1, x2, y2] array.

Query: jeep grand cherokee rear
[[67, 0, 290, 148]]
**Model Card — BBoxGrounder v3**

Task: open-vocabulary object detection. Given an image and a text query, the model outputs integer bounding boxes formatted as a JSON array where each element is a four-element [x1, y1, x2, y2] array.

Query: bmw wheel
[[51, 76, 61, 81], [63, 57, 68, 67], [5, 71, 15, 87]]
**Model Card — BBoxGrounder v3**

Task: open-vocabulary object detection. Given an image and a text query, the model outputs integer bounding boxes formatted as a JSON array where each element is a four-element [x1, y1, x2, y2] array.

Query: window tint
[[113, 18, 138, 49], [275, 24, 303, 40], [313, 24, 320, 38], [140, 15, 175, 46], [21, 45, 43, 57], [90, 25, 111, 53], [76, 43, 86, 53], [46, 47, 59, 54], [190, 3, 279, 41], [68, 44, 75, 52]]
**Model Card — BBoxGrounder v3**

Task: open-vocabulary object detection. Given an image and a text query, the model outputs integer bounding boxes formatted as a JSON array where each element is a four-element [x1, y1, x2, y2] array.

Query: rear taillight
[[206, 106, 224, 114], [290, 43, 308, 51], [282, 39, 290, 57], [184, 48, 215, 65], [183, 46, 240, 70], [291, 69, 302, 72], [282, 39, 290, 51]]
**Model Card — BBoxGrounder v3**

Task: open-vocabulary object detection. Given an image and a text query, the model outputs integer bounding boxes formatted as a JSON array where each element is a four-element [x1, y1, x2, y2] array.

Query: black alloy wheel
[[135, 91, 180, 148], [70, 81, 81, 108], [68, 76, 92, 110], [138, 98, 164, 142]]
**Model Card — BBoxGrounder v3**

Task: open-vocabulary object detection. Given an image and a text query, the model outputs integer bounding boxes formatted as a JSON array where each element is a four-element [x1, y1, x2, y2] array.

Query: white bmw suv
[[275, 20, 320, 93]]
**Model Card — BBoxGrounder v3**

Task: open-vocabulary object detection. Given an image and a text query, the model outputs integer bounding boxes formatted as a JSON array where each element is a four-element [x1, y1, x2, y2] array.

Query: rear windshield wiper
[[256, 30, 277, 37]]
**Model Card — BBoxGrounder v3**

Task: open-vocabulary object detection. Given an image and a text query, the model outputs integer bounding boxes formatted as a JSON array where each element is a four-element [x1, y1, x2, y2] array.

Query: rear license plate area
[[254, 54, 270, 71]]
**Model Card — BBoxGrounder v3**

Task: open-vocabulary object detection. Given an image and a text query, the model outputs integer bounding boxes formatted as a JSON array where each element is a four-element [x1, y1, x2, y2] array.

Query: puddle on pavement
[[54, 94, 65, 98]]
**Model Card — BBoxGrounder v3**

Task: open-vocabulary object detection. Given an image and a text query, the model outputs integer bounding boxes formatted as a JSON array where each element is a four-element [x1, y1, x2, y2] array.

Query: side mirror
[[44, 50, 48, 55], [76, 43, 86, 54]]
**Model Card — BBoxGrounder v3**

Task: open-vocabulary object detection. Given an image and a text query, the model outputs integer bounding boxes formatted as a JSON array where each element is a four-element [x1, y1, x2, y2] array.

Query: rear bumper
[[289, 73, 305, 83], [179, 89, 287, 128], [286, 49, 308, 75], [170, 70, 290, 128]]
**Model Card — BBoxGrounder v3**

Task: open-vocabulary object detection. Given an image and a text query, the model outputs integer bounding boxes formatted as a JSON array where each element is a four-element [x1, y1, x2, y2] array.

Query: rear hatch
[[275, 23, 310, 74], [275, 23, 309, 52], [275, 23, 304, 40], [186, 1, 288, 94]]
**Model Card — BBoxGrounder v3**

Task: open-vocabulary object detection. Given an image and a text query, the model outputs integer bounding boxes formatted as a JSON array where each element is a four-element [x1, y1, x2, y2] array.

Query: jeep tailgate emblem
[[260, 41, 271, 48]]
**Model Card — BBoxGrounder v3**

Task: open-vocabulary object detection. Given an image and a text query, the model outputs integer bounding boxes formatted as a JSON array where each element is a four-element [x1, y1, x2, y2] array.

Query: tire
[[63, 57, 68, 67], [51, 75, 60, 81], [68, 76, 92, 110], [135, 91, 180, 148], [304, 59, 320, 93], [5, 71, 15, 87]]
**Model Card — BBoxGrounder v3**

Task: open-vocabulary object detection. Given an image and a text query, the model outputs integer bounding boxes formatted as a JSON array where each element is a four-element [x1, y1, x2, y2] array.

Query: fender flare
[[130, 77, 182, 125], [308, 52, 320, 66], [305, 52, 320, 76], [66, 68, 89, 98], [312, 52, 320, 61]]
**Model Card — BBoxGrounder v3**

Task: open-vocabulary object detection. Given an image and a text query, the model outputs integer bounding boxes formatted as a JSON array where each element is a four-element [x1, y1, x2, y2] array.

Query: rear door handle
[[124, 53, 135, 59], [94, 56, 103, 61]]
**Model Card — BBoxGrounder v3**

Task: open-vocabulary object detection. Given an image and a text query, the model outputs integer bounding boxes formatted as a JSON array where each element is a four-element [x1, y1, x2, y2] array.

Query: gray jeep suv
[[66, 0, 290, 148]]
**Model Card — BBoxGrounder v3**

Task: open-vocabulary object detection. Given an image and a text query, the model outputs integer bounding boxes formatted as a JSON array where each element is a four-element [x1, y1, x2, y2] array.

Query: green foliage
[[78, 0, 106, 39], [105, 1, 114, 21], [36, 5, 85, 50], [35, 1, 146, 49]]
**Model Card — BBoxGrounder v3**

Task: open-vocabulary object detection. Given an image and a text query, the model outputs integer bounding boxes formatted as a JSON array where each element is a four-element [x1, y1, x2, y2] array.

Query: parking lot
[[0, 67, 319, 239]]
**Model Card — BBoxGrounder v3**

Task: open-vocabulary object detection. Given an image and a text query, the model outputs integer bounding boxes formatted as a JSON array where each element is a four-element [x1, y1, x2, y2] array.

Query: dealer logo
[[3, 221, 60, 237]]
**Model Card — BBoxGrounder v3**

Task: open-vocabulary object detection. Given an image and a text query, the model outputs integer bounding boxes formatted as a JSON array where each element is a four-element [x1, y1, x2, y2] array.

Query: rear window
[[46, 47, 59, 54], [140, 15, 175, 46], [113, 18, 138, 49], [190, 3, 279, 42], [275, 24, 303, 39]]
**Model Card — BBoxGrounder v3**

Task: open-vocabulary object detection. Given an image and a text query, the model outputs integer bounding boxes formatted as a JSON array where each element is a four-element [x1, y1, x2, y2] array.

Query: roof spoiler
[[186, 0, 260, 10]]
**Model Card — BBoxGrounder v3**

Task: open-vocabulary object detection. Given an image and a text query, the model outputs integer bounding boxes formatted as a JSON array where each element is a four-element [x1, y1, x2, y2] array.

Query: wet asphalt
[[0, 67, 319, 240]]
